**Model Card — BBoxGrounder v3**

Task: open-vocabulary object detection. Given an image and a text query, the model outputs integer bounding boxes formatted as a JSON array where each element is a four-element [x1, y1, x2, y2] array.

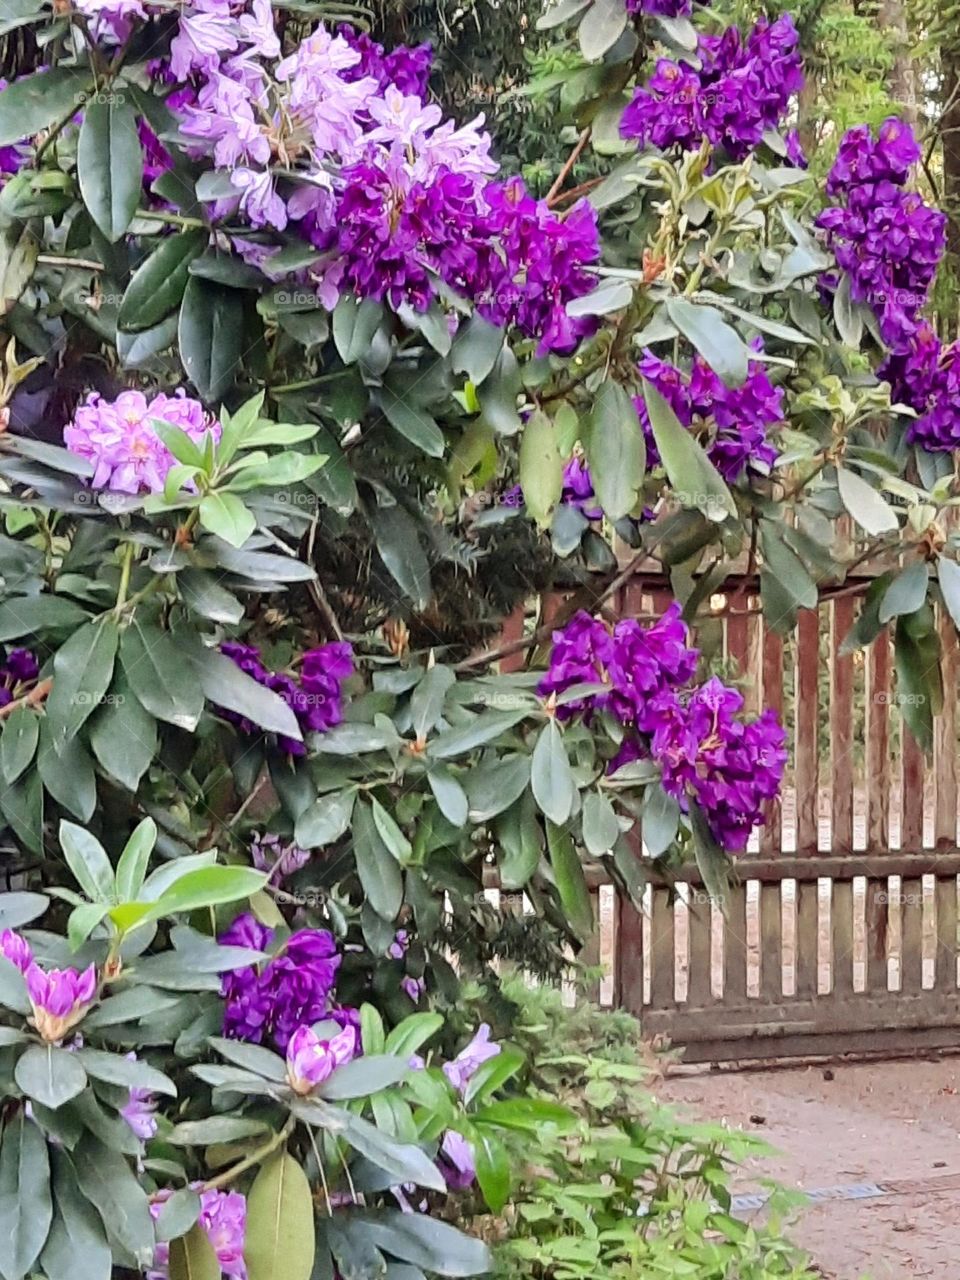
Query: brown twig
[[549, 176, 605, 206], [0, 678, 52, 720], [546, 127, 592, 208]]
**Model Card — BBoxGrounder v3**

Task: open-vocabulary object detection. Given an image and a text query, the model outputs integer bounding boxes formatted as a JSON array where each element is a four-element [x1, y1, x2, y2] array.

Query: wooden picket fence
[[493, 573, 960, 1062]]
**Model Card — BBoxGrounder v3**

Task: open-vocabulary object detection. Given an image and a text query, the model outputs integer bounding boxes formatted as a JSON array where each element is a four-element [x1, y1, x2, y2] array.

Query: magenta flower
[[285, 1023, 357, 1095], [401, 976, 425, 1002], [0, 929, 32, 974], [442, 1024, 500, 1093], [26, 962, 97, 1042]]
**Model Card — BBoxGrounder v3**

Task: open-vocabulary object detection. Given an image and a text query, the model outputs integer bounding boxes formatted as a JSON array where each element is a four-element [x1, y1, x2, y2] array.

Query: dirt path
[[658, 1057, 960, 1279]]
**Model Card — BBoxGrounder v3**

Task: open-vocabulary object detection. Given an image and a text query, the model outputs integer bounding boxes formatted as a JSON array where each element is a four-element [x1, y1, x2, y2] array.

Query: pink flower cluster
[[64, 389, 220, 495], [149, 1187, 246, 1280]]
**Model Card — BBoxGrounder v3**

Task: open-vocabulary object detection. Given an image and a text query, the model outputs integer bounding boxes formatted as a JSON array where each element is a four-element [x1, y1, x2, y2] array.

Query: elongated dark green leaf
[[88, 667, 158, 791], [545, 819, 593, 937], [116, 312, 179, 368], [318, 1055, 409, 1100], [0, 1111, 51, 1280], [178, 569, 244, 624], [581, 791, 620, 855], [352, 800, 403, 920], [430, 709, 528, 759], [59, 821, 114, 903], [690, 800, 732, 893], [531, 719, 576, 825], [78, 1048, 176, 1096], [465, 755, 530, 822], [519, 409, 562, 527], [427, 767, 468, 826], [40, 1149, 111, 1280], [642, 784, 680, 857], [583, 381, 645, 520], [15, 1044, 87, 1110], [168, 1116, 269, 1146], [115, 817, 157, 902], [118, 228, 206, 331], [179, 277, 244, 403], [358, 1210, 493, 1277], [579, 0, 627, 59], [642, 381, 736, 523], [38, 721, 95, 820], [77, 97, 143, 242], [190, 646, 302, 741], [472, 1130, 511, 1214], [879, 561, 929, 625], [410, 664, 455, 741], [0, 768, 42, 854], [244, 1153, 315, 1280], [939, 557, 960, 632], [0, 596, 88, 641], [369, 503, 431, 611], [295, 790, 356, 848], [450, 314, 503, 384], [379, 387, 445, 457], [0, 891, 46, 931], [0, 706, 38, 784], [894, 616, 941, 756], [45, 619, 118, 747], [332, 294, 382, 364], [494, 792, 542, 889], [170, 1222, 220, 1280], [0, 68, 92, 147], [120, 622, 204, 730], [666, 297, 750, 386], [478, 347, 521, 435]]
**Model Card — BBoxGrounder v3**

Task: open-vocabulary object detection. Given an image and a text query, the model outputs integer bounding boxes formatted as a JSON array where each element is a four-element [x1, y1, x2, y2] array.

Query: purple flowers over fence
[[539, 609, 787, 852]]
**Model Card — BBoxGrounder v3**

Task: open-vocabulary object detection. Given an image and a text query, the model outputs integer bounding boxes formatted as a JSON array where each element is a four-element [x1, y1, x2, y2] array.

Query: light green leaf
[[244, 1153, 316, 1280], [115, 817, 157, 902], [531, 719, 576, 826], [583, 381, 645, 520], [59, 821, 114, 905], [199, 492, 256, 548], [519, 409, 563, 528]]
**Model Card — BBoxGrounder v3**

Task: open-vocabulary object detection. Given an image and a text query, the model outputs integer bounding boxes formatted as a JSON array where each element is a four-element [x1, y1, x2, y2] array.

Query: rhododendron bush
[[0, 0, 952, 1274]]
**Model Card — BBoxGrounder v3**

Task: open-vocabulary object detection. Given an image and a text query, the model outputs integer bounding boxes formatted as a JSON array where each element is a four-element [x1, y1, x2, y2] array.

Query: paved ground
[[658, 1057, 960, 1279]]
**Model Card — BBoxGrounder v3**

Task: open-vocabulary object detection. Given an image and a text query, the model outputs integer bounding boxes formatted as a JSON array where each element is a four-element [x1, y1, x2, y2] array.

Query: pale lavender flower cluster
[[620, 15, 803, 160], [817, 119, 945, 351], [149, 1188, 246, 1280], [220, 640, 353, 756], [539, 609, 786, 851], [219, 912, 347, 1051], [250, 832, 311, 881], [25, 953, 97, 1042], [635, 342, 783, 481], [64, 389, 220, 495], [442, 1024, 500, 1093], [121, 1053, 159, 1140]]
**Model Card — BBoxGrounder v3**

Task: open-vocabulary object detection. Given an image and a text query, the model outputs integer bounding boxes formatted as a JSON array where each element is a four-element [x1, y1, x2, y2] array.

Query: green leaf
[[0, 769, 43, 855], [67, 903, 108, 950], [0, 954, 29, 1014], [369, 503, 432, 611], [427, 767, 469, 827], [837, 467, 898, 536], [117, 313, 179, 368], [170, 1223, 221, 1280], [138, 865, 268, 926], [118, 228, 207, 331], [74, 1133, 154, 1257], [642, 381, 736, 523], [451, 315, 504, 385], [583, 381, 645, 520], [179, 277, 244, 403], [690, 800, 732, 891], [88, 667, 158, 790], [474, 1097, 576, 1133], [519, 410, 563, 528], [357, 1211, 492, 1278], [759, 524, 818, 629], [120, 622, 204, 730], [115, 817, 157, 902], [894, 615, 941, 755], [579, 0, 627, 59], [581, 791, 620, 855], [294, 790, 356, 849], [330, 1106, 445, 1191], [531, 719, 576, 825], [0, 706, 38, 784], [371, 797, 412, 863], [0, 891, 47, 931], [383, 1012, 443, 1059], [39, 1149, 112, 1280], [465, 755, 531, 822], [379, 387, 445, 457], [59, 821, 114, 904], [939, 557, 960, 632], [0, 1111, 51, 1280], [77, 97, 143, 242], [495, 793, 542, 889], [178, 569, 244, 624], [0, 596, 88, 642], [545, 819, 593, 937], [207, 1037, 287, 1081], [168, 1116, 269, 1146], [190, 645, 302, 741], [642, 785, 680, 857], [352, 800, 403, 921], [38, 719, 96, 821], [0, 1, 47, 38], [478, 347, 522, 435], [410, 664, 455, 741], [78, 1048, 176, 1096], [15, 1044, 87, 1110], [154, 1188, 201, 1244], [430, 709, 528, 759], [332, 294, 383, 364], [318, 1055, 410, 1100], [879, 561, 929, 625], [244, 1153, 316, 1280], [665, 297, 750, 387], [45, 619, 119, 747], [0, 68, 92, 147], [472, 1129, 511, 1213]]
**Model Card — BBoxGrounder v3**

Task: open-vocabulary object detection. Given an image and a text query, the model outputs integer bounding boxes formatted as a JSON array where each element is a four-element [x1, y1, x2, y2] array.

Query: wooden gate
[[501, 574, 960, 1061]]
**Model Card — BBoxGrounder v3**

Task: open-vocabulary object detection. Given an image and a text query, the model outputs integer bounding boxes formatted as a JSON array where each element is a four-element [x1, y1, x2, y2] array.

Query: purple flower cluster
[[219, 912, 344, 1051], [0, 648, 39, 710], [111, 3, 600, 352], [620, 15, 803, 160], [121, 1053, 159, 1141], [64, 389, 220, 495], [816, 119, 945, 351], [539, 610, 786, 851], [882, 329, 960, 452], [250, 832, 311, 881], [635, 345, 782, 482], [219, 640, 353, 756], [149, 1188, 246, 1280]]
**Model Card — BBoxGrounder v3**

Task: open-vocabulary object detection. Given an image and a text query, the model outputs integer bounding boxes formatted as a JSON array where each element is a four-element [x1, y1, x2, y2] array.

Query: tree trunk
[[879, 0, 917, 122]]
